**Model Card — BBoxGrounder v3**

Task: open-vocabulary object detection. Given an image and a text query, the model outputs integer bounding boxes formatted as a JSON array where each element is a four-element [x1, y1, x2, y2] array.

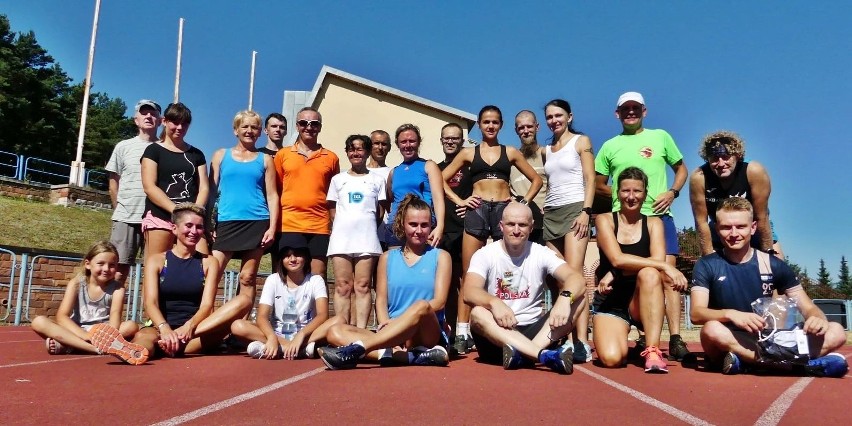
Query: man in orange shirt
[[274, 107, 340, 280]]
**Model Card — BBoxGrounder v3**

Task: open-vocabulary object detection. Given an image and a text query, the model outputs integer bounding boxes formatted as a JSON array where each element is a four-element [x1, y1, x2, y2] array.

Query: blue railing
[[0, 150, 23, 180], [0, 153, 109, 190]]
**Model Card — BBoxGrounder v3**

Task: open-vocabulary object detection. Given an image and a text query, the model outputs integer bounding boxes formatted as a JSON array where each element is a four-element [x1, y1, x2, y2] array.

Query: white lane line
[[575, 366, 714, 426], [151, 367, 326, 426], [0, 339, 41, 344], [0, 356, 92, 368], [754, 377, 813, 426]]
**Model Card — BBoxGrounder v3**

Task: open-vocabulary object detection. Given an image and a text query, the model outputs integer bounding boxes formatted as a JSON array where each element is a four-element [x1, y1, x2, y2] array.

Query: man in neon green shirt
[[594, 91, 689, 361]]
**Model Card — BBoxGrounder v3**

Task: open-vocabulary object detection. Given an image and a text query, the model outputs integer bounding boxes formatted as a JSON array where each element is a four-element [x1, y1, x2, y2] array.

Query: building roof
[[306, 65, 477, 126]]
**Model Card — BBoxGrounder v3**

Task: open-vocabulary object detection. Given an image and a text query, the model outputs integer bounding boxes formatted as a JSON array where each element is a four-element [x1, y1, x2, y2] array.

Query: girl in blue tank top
[[386, 124, 445, 248], [132, 203, 253, 358], [316, 194, 453, 369]]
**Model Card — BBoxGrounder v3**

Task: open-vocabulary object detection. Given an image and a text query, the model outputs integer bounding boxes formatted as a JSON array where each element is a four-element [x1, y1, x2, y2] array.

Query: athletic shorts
[[279, 232, 329, 259], [471, 315, 554, 365], [141, 210, 173, 232], [440, 231, 464, 263], [659, 214, 680, 256], [465, 200, 509, 240], [109, 221, 144, 265], [591, 277, 643, 331], [543, 201, 583, 242]]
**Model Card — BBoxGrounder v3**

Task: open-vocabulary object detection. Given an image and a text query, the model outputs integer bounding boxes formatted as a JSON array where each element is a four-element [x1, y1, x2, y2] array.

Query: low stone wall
[[0, 177, 111, 209], [0, 177, 50, 202]]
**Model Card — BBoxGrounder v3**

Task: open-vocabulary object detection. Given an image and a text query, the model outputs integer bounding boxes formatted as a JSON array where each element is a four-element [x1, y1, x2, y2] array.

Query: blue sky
[[3, 1, 850, 279]]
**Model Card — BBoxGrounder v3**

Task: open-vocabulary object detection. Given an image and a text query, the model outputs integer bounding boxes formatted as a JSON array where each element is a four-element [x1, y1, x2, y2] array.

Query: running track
[[1, 326, 848, 425]]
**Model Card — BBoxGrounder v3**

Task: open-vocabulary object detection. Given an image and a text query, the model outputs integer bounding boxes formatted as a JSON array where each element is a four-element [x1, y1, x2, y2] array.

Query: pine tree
[[817, 259, 832, 287], [838, 256, 851, 298]]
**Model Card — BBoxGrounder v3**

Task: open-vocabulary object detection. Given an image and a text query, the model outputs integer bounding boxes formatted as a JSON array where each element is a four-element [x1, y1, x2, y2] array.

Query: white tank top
[[544, 134, 585, 207]]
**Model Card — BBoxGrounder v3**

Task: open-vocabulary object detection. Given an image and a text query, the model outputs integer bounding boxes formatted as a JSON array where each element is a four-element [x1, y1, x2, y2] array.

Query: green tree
[[838, 256, 851, 298], [0, 14, 133, 178], [817, 259, 832, 287]]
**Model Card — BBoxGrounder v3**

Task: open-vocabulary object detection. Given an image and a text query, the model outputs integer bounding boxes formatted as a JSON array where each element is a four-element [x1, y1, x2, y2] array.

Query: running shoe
[[541, 346, 574, 375], [641, 345, 668, 374], [246, 341, 283, 359], [318, 343, 366, 370], [453, 335, 471, 355], [721, 352, 743, 375], [628, 334, 647, 360], [805, 353, 849, 378], [412, 345, 450, 366], [89, 323, 148, 365], [573, 341, 593, 363], [502, 344, 525, 370], [668, 334, 690, 361]]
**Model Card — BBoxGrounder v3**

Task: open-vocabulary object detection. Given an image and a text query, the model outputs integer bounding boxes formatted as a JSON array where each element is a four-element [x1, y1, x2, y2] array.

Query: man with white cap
[[594, 91, 690, 361], [688, 130, 780, 258], [105, 99, 162, 284]]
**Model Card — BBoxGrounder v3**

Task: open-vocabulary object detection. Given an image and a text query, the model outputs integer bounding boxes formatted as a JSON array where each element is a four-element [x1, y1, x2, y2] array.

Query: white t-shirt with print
[[467, 241, 565, 325], [258, 273, 328, 335], [326, 171, 387, 255]]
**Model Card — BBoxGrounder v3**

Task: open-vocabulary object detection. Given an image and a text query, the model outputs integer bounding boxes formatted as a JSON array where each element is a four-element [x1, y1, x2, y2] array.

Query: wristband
[[669, 188, 680, 198], [157, 322, 168, 329], [581, 207, 592, 215]]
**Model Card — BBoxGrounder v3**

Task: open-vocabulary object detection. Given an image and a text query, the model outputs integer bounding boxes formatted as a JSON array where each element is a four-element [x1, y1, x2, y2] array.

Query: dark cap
[[278, 233, 311, 258]]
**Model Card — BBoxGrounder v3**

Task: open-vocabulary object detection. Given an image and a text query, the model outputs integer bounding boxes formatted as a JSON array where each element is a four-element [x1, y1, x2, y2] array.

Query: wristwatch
[[518, 199, 529, 205], [581, 207, 592, 215], [669, 188, 680, 198], [766, 248, 779, 255], [559, 290, 574, 303]]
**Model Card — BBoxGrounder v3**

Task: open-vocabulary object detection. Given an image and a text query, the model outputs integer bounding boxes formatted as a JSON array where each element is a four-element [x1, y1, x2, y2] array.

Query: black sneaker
[[318, 343, 366, 370], [627, 334, 646, 360], [668, 334, 690, 361], [412, 346, 450, 366], [453, 335, 471, 355]]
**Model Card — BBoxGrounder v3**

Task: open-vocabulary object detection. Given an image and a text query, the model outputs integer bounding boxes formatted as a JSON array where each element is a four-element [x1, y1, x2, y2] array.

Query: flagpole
[[248, 50, 257, 110], [173, 18, 184, 103], [70, 0, 102, 185]]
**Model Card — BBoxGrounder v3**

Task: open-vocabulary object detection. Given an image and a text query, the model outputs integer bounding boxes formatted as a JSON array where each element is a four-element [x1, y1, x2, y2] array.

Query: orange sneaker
[[641, 345, 668, 374], [89, 323, 149, 365]]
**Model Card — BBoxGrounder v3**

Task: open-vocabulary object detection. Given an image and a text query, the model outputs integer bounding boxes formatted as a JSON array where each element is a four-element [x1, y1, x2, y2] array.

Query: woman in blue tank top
[[132, 203, 252, 357], [386, 123, 445, 248], [317, 194, 453, 370], [209, 110, 279, 304], [592, 167, 687, 374]]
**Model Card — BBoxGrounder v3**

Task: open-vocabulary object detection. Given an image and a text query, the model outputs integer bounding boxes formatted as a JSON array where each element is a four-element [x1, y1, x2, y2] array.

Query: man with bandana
[[688, 130, 780, 258]]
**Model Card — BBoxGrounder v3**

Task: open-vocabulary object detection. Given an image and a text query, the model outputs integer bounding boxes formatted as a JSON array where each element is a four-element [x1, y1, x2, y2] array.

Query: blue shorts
[[659, 214, 679, 256]]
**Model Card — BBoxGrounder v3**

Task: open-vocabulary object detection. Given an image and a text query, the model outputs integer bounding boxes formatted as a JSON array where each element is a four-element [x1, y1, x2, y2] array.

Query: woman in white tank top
[[541, 99, 596, 359]]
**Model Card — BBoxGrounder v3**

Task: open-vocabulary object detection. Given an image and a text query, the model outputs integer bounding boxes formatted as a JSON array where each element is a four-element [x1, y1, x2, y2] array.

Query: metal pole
[[248, 50, 257, 110], [13, 253, 28, 325], [69, 0, 102, 186], [173, 18, 185, 103]]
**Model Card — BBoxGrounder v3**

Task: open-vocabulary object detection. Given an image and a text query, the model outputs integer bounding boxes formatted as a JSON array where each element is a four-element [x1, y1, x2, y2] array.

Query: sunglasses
[[441, 137, 463, 143], [618, 105, 643, 115], [297, 119, 322, 128]]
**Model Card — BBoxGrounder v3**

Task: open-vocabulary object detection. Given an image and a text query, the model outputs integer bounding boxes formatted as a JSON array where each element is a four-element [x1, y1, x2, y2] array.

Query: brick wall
[[0, 177, 110, 209], [0, 177, 50, 201]]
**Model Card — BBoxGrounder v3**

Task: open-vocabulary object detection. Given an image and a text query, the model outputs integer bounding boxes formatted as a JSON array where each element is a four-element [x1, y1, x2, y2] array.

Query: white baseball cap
[[616, 92, 645, 107]]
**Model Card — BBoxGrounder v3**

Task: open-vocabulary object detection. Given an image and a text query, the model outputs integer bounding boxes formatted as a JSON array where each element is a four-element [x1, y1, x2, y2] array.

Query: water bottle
[[282, 297, 298, 340]]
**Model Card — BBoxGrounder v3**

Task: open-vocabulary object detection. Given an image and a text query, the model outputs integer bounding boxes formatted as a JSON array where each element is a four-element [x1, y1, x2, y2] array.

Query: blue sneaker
[[412, 346, 450, 366], [572, 341, 592, 363], [721, 352, 743, 375], [502, 344, 525, 370], [318, 343, 366, 370], [805, 353, 849, 378], [541, 347, 574, 375]]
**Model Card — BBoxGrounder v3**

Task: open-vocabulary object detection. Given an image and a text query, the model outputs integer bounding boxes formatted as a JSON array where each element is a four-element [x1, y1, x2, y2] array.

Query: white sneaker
[[247, 341, 265, 359]]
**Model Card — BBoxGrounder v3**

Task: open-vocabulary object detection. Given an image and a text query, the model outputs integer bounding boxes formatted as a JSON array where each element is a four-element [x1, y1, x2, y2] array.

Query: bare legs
[[331, 255, 376, 328]]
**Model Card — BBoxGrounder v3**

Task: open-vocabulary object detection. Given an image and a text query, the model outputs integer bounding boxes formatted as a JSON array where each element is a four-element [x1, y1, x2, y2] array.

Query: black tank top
[[469, 145, 511, 184], [159, 250, 206, 328], [597, 213, 650, 277], [702, 161, 751, 223]]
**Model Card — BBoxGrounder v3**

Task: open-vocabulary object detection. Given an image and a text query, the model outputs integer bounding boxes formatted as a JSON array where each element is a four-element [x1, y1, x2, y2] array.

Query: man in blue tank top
[[688, 130, 781, 257], [690, 198, 847, 377]]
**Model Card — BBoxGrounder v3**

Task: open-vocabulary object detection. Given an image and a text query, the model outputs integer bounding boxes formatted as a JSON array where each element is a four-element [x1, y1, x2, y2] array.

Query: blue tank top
[[159, 250, 206, 328], [385, 246, 443, 322], [388, 158, 433, 224], [217, 149, 269, 221]]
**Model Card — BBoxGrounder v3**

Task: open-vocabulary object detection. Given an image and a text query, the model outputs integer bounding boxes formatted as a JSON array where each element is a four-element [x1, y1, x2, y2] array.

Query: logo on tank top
[[449, 170, 464, 188], [639, 146, 653, 159], [349, 192, 364, 203], [495, 270, 530, 300]]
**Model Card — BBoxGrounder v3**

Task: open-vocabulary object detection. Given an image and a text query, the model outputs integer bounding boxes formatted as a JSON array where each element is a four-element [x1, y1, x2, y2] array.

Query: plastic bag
[[750, 296, 810, 365]]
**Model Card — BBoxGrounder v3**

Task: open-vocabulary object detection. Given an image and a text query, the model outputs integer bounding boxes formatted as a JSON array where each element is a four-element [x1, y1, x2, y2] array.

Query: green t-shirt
[[594, 128, 683, 216]]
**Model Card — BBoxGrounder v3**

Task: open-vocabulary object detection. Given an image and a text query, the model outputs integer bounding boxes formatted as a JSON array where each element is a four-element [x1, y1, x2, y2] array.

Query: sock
[[378, 348, 392, 360], [456, 322, 470, 337]]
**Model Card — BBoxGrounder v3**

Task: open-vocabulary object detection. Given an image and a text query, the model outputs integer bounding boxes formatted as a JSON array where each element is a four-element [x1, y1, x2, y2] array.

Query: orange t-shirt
[[273, 145, 340, 234]]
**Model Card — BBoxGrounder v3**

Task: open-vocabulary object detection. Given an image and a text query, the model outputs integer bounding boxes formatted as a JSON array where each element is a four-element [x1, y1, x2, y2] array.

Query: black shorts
[[440, 231, 464, 263], [472, 315, 554, 364], [279, 232, 330, 259], [591, 276, 642, 330], [464, 200, 509, 240]]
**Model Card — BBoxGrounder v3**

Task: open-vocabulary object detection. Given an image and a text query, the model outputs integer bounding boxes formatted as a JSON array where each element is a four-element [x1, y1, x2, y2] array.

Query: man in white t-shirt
[[105, 99, 161, 284], [464, 202, 587, 374]]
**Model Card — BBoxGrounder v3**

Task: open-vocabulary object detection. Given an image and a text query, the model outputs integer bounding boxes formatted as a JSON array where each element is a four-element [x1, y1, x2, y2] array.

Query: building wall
[[312, 77, 471, 166]]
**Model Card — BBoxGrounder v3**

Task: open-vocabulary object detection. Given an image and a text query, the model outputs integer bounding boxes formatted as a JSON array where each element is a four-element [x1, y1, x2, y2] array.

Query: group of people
[[30, 91, 847, 378]]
